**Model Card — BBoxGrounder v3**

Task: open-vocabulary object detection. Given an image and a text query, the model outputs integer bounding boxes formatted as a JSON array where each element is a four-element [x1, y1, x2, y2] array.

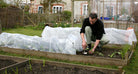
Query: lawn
[[2, 27, 138, 74], [3, 27, 43, 36]]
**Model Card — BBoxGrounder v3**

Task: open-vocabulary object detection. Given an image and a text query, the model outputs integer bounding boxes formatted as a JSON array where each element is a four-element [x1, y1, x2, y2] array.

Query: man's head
[[89, 13, 98, 24]]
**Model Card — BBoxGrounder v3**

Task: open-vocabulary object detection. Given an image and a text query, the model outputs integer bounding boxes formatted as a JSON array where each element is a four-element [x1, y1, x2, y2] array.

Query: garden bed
[[0, 43, 135, 66], [0, 59, 17, 69], [0, 55, 124, 74], [0, 55, 29, 73], [77, 46, 130, 59], [9, 59, 123, 74]]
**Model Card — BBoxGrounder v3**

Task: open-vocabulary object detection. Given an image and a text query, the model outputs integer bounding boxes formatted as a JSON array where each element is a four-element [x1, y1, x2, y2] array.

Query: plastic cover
[[0, 26, 137, 55]]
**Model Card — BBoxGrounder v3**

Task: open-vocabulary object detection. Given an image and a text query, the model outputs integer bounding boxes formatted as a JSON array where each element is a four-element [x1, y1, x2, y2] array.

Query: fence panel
[[0, 7, 22, 29], [104, 23, 138, 31]]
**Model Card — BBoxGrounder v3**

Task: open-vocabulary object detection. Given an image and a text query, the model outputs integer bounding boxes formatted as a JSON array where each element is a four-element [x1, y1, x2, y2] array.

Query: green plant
[[29, 57, 32, 71], [53, 22, 71, 28], [4, 69, 7, 74], [43, 59, 46, 67], [62, 11, 71, 22], [24, 68, 27, 72], [108, 52, 121, 58], [120, 44, 131, 59], [40, 66, 42, 71], [33, 22, 45, 30], [95, 52, 104, 56], [0, 0, 9, 8], [24, 5, 30, 12], [12, 67, 18, 74]]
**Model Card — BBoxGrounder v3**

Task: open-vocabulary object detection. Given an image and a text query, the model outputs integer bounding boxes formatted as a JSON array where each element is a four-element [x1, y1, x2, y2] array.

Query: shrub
[[53, 22, 71, 28], [62, 11, 71, 22], [0, 0, 9, 8]]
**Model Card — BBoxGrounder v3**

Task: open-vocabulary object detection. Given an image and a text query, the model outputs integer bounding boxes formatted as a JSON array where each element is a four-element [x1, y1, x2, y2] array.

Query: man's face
[[89, 17, 97, 25]]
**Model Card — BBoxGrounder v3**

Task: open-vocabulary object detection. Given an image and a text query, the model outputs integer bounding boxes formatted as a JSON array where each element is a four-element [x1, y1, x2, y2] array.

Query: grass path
[[3, 27, 42, 36]]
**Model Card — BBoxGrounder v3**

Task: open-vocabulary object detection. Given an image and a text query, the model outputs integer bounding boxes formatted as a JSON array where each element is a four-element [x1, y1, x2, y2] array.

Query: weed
[[43, 59, 46, 67], [40, 66, 42, 71], [120, 44, 131, 59], [95, 52, 104, 56], [108, 52, 121, 58], [24, 68, 27, 72], [12, 67, 18, 74], [4, 69, 7, 74], [29, 57, 32, 71]]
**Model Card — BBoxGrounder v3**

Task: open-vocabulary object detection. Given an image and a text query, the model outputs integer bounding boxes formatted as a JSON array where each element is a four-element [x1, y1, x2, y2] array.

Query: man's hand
[[80, 33, 87, 50], [82, 41, 87, 50], [88, 48, 95, 54]]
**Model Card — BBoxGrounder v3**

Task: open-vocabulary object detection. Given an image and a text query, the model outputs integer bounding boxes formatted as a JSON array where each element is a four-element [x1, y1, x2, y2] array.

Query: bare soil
[[76, 47, 124, 59], [0, 59, 17, 69], [9, 62, 105, 74]]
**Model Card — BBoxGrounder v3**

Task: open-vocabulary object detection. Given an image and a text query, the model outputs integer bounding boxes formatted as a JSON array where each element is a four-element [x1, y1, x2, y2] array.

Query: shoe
[[95, 46, 102, 52], [82, 50, 88, 55], [82, 48, 90, 55]]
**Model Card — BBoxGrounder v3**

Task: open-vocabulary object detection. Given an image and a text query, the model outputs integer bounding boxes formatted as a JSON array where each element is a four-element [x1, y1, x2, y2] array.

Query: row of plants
[[89, 44, 131, 59], [108, 44, 131, 59], [3, 57, 46, 74]]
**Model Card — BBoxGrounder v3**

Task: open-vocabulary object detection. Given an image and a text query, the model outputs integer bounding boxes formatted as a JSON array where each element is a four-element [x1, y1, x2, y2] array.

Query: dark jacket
[[80, 18, 105, 40]]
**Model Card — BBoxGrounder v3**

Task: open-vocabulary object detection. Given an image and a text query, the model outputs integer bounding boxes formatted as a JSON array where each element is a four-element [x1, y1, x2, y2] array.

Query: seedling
[[108, 52, 121, 58], [95, 52, 104, 56], [24, 68, 27, 72], [29, 56, 32, 71], [120, 44, 130, 59], [43, 59, 46, 67], [98, 52, 104, 56], [40, 66, 42, 71], [12, 67, 18, 74], [4, 69, 7, 74]]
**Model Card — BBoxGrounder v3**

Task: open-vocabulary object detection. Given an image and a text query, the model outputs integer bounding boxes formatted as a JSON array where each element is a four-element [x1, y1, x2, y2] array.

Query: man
[[80, 13, 109, 54]]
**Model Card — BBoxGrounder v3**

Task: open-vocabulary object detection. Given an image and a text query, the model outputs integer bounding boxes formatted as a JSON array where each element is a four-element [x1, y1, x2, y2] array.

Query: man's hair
[[89, 13, 97, 19]]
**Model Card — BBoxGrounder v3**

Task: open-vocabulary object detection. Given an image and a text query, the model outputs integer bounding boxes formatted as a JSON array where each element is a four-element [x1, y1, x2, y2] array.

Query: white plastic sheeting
[[41, 27, 83, 54], [105, 28, 137, 45], [0, 26, 137, 55], [0, 33, 49, 51]]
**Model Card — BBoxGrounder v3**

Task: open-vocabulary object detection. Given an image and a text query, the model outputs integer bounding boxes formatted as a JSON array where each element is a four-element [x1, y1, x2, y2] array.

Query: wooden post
[[71, 0, 74, 27], [102, 0, 104, 22], [97, 1, 99, 17], [131, 0, 134, 15], [99, 1, 101, 19], [110, 0, 111, 17], [88, 0, 90, 15], [0, 20, 2, 34], [120, 0, 123, 15], [116, 0, 119, 29], [22, 9, 24, 26]]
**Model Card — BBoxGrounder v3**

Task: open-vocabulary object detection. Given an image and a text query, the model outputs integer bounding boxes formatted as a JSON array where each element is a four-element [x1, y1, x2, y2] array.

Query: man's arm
[[88, 39, 100, 54], [92, 39, 100, 51], [80, 33, 87, 50], [80, 18, 88, 50]]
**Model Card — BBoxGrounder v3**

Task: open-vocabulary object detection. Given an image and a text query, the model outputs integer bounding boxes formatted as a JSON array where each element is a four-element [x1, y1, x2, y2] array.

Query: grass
[[1, 26, 138, 74], [123, 43, 138, 74], [3, 27, 42, 36], [3, 24, 81, 36], [123, 32, 138, 74]]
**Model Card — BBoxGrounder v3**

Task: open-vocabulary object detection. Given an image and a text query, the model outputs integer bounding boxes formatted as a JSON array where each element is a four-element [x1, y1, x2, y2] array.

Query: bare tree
[[14, 0, 22, 7]]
